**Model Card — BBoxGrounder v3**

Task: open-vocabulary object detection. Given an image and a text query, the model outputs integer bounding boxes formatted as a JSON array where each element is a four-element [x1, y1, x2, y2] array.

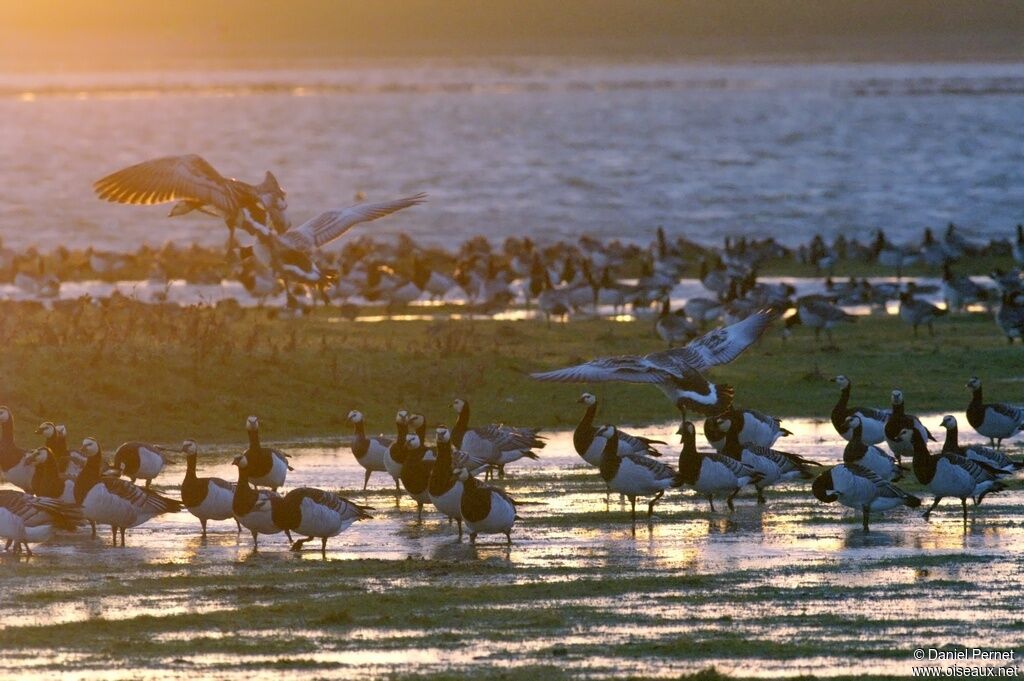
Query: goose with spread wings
[[531, 311, 774, 416], [93, 154, 290, 241]]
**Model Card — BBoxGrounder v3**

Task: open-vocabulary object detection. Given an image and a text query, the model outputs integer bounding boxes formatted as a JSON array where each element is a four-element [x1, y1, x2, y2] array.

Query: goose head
[[940, 415, 957, 430], [577, 393, 597, 406], [831, 375, 850, 390], [233, 453, 249, 469], [57, 425, 67, 438], [36, 421, 56, 438], [811, 469, 838, 503], [80, 437, 101, 457], [452, 398, 467, 414], [0, 406, 11, 424], [890, 389, 904, 405], [595, 424, 617, 439], [895, 427, 915, 444], [436, 426, 451, 444], [715, 415, 733, 433], [395, 410, 409, 425], [246, 415, 260, 432], [404, 433, 421, 450], [966, 376, 982, 391], [408, 413, 426, 431], [843, 415, 862, 431], [27, 447, 50, 466], [181, 439, 199, 456], [675, 420, 696, 444], [346, 410, 364, 424]]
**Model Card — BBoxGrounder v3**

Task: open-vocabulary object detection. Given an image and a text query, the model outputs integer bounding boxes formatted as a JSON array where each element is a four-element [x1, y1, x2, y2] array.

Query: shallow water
[[1, 416, 1022, 678], [3, 60, 1024, 251]]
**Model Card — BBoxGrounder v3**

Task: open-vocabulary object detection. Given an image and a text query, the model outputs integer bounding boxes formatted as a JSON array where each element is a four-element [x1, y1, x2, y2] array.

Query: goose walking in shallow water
[[830, 375, 889, 445], [715, 415, 818, 504], [703, 407, 790, 452], [452, 399, 544, 479], [0, 490, 81, 555], [429, 426, 465, 538], [939, 415, 1023, 474], [180, 440, 238, 537], [573, 393, 663, 465], [597, 425, 675, 524], [812, 464, 921, 531], [346, 410, 394, 490], [399, 433, 435, 521], [673, 421, 761, 512], [965, 377, 1024, 447], [457, 467, 518, 545], [242, 416, 291, 490], [231, 454, 290, 549], [843, 416, 901, 482], [113, 442, 167, 488], [272, 487, 372, 555]]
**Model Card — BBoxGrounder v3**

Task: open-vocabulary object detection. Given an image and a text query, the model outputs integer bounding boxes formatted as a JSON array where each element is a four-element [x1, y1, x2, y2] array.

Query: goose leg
[[708, 495, 717, 512], [363, 469, 371, 491], [923, 496, 942, 520], [321, 537, 328, 556], [961, 498, 968, 526], [629, 496, 637, 524], [22, 542, 32, 557], [4, 539, 11, 551], [285, 530, 293, 543], [291, 537, 311, 552], [470, 532, 477, 545], [756, 487, 767, 505], [505, 531, 512, 546], [417, 502, 423, 522], [201, 518, 208, 538], [862, 506, 870, 532], [111, 525, 118, 547], [647, 491, 664, 518], [457, 519, 463, 540], [251, 529, 259, 549], [235, 519, 242, 533], [90, 521, 97, 538], [120, 527, 126, 546]]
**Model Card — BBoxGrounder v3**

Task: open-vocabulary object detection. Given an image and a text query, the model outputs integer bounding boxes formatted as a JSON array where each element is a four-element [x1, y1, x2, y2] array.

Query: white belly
[[236, 501, 281, 536], [135, 448, 164, 480], [465, 494, 516, 535], [0, 508, 27, 542], [189, 482, 235, 521], [295, 497, 346, 538], [358, 440, 390, 473], [83, 485, 145, 529], [694, 459, 740, 496], [251, 454, 288, 489], [4, 460, 36, 492], [930, 460, 974, 498], [461, 433, 499, 464], [384, 451, 404, 480], [430, 482, 464, 520], [741, 451, 781, 487], [609, 459, 672, 497]]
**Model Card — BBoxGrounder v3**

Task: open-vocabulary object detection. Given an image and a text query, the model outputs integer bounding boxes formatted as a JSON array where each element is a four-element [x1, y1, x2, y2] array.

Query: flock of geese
[[2, 309, 1021, 556]]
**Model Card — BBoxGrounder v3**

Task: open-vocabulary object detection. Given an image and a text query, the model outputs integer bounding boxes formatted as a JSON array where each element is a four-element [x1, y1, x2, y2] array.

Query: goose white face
[[235, 454, 249, 468], [405, 434, 421, 449], [37, 422, 56, 438], [181, 440, 198, 455], [940, 415, 957, 429], [436, 426, 450, 443], [0, 406, 10, 423], [246, 416, 259, 431], [408, 414, 425, 430], [81, 438, 100, 456], [833, 375, 850, 389], [896, 428, 915, 443], [347, 410, 363, 423], [596, 424, 616, 438], [891, 389, 904, 404], [456, 467, 470, 482], [395, 410, 409, 424], [717, 417, 733, 431], [578, 393, 597, 406], [28, 447, 49, 465], [845, 416, 862, 430], [966, 377, 982, 390], [452, 398, 466, 413], [57, 425, 67, 437]]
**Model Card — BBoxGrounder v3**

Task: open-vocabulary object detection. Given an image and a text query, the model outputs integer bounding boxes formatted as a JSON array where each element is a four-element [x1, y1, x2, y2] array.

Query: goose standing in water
[[452, 399, 544, 478], [384, 411, 410, 495], [0, 490, 81, 555], [399, 433, 435, 520], [272, 487, 372, 555], [113, 442, 167, 488], [673, 421, 761, 512], [716, 415, 818, 503], [231, 454, 290, 549], [902, 427, 1005, 523], [0, 407, 35, 492], [180, 440, 238, 537], [531, 311, 774, 418], [843, 416, 901, 481], [812, 464, 921, 531], [654, 299, 698, 347], [573, 393, 663, 466], [429, 426, 465, 538], [457, 467, 519, 545], [597, 425, 675, 524], [242, 416, 291, 490], [345, 410, 394, 490], [703, 407, 790, 452], [830, 375, 889, 444], [783, 298, 856, 347], [74, 438, 182, 547], [27, 447, 75, 505], [965, 377, 1024, 447], [883, 389, 934, 463], [939, 415, 1023, 474]]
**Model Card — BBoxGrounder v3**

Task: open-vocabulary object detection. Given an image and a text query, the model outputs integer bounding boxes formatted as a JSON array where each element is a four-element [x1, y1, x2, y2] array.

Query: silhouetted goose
[[400, 433, 435, 520], [898, 292, 947, 336], [939, 415, 1023, 474], [902, 427, 1005, 523], [243, 416, 291, 490], [346, 410, 394, 490], [673, 421, 761, 512], [452, 399, 544, 477], [703, 407, 790, 452], [830, 375, 889, 444], [655, 299, 698, 348], [718, 419, 817, 503], [996, 290, 1024, 343], [26, 447, 74, 504], [94, 154, 290, 242], [843, 416, 901, 481], [35, 422, 69, 472], [272, 487, 372, 554], [597, 425, 675, 523], [965, 377, 1024, 447], [532, 311, 774, 417], [573, 393, 662, 465], [180, 440, 237, 537], [812, 463, 920, 531], [113, 442, 167, 488], [74, 438, 182, 547], [0, 490, 81, 555], [428, 426, 465, 537], [231, 454, 290, 549], [384, 410, 411, 495], [883, 389, 934, 463], [941, 263, 989, 312], [1014, 224, 1024, 266], [457, 467, 518, 545], [0, 407, 35, 492], [783, 298, 856, 346]]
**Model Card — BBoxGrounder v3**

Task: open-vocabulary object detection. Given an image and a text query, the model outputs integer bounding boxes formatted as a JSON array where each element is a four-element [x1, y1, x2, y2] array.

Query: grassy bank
[[1, 300, 1018, 446]]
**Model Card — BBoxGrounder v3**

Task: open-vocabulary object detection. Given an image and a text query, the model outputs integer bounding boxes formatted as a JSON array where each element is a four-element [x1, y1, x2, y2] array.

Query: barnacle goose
[[0, 490, 81, 555], [0, 406, 35, 492], [457, 467, 519, 545], [883, 390, 934, 463], [996, 290, 1024, 343], [243, 416, 292, 490], [231, 454, 290, 549], [703, 407, 790, 452], [830, 375, 889, 444], [272, 487, 372, 554], [843, 416, 901, 481], [180, 440, 238, 537], [812, 463, 921, 531], [902, 427, 1005, 522], [898, 292, 947, 337], [452, 399, 544, 478], [113, 442, 167, 488], [35, 422, 69, 471], [573, 393, 662, 465], [597, 425, 675, 523], [346, 410, 395, 490], [654, 299, 698, 348], [399, 433, 435, 520], [717, 415, 818, 503], [385, 410, 410, 494], [74, 438, 183, 547], [783, 298, 856, 346], [939, 415, 1023, 474], [965, 377, 1024, 447], [941, 263, 989, 312], [532, 311, 774, 418], [27, 447, 74, 504], [673, 421, 761, 512], [428, 426, 465, 538]]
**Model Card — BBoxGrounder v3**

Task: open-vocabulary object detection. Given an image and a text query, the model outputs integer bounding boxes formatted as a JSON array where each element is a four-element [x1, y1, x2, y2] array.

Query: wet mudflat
[[2, 419, 1022, 680]]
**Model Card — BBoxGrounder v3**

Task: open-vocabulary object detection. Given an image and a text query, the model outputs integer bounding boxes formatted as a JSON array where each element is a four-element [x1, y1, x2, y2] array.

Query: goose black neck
[[247, 429, 260, 450], [453, 404, 470, 447], [33, 452, 63, 498], [1, 417, 13, 446], [722, 428, 743, 460], [574, 404, 597, 454], [910, 430, 936, 483], [352, 420, 366, 442], [831, 384, 851, 430], [74, 454, 102, 505], [597, 432, 621, 481], [676, 428, 701, 484], [942, 424, 959, 452], [185, 455, 198, 480]]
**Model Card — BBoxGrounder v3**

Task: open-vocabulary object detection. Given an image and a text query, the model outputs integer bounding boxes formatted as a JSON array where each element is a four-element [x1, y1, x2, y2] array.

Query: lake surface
[[2, 59, 1023, 251]]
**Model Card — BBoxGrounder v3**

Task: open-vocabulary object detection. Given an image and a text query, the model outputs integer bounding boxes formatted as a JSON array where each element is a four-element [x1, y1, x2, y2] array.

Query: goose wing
[[845, 463, 917, 501], [297, 488, 373, 520], [705, 451, 758, 479], [989, 402, 1024, 423], [531, 355, 671, 384], [624, 453, 676, 481], [101, 479, 182, 514], [941, 451, 1000, 483], [748, 446, 819, 476], [94, 154, 236, 209], [619, 431, 665, 455], [471, 424, 545, 452], [655, 310, 774, 373], [279, 194, 427, 253]]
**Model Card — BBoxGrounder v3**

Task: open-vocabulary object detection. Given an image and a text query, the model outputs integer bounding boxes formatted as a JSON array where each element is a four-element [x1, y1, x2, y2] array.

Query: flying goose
[[272, 487, 372, 555], [965, 377, 1024, 447], [345, 410, 394, 490], [673, 421, 761, 512], [113, 442, 167, 488], [883, 390, 934, 463], [703, 407, 790, 452], [531, 310, 774, 417], [902, 427, 1005, 523], [93, 154, 290, 244], [242, 416, 292, 490], [830, 375, 889, 444], [597, 425, 675, 524], [428, 426, 465, 538], [812, 463, 921, 531], [843, 416, 901, 481], [0, 490, 81, 555], [939, 415, 1023, 474], [457, 467, 519, 545], [231, 454, 290, 549], [573, 393, 662, 466], [716, 415, 818, 503], [0, 407, 35, 492], [180, 440, 238, 537], [452, 399, 544, 478], [74, 438, 183, 547]]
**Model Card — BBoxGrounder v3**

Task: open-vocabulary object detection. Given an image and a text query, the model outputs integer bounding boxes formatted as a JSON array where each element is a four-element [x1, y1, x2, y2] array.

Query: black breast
[[181, 476, 209, 508], [460, 479, 491, 522]]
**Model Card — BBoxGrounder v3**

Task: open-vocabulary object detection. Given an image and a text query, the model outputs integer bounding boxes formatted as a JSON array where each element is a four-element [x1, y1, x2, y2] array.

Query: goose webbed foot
[[290, 537, 311, 552]]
